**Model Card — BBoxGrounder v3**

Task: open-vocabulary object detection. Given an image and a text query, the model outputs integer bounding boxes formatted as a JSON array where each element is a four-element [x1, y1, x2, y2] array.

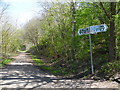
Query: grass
[[36, 58, 120, 77], [30, 54, 70, 76], [0, 58, 13, 67], [32, 58, 44, 65], [17, 49, 27, 53], [30, 54, 45, 66], [30, 55, 37, 59], [100, 60, 120, 76]]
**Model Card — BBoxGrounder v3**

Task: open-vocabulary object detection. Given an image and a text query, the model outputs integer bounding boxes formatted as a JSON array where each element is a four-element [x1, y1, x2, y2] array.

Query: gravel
[[0, 53, 119, 89]]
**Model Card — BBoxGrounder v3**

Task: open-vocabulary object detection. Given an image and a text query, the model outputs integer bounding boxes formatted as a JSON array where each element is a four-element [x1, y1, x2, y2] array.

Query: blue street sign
[[78, 27, 90, 35], [90, 24, 108, 34], [78, 24, 108, 35]]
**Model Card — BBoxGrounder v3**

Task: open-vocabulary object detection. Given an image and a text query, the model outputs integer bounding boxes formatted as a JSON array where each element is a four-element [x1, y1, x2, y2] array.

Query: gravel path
[[0, 53, 119, 89]]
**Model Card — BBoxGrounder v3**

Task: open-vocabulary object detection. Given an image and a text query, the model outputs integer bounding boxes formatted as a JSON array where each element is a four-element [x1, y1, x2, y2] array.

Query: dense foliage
[[24, 1, 120, 77]]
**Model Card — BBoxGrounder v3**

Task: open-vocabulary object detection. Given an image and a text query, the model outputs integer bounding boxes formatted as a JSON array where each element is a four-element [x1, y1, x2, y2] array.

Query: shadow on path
[[0, 53, 82, 88], [0, 53, 118, 89]]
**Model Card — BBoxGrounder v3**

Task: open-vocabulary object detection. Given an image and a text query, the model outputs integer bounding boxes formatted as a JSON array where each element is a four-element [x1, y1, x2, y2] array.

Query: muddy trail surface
[[0, 52, 119, 89]]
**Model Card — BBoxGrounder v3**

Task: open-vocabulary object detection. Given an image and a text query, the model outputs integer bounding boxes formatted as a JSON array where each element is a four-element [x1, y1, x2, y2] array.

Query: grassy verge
[[98, 60, 120, 78], [30, 54, 70, 76], [30, 54, 120, 79], [0, 58, 13, 67]]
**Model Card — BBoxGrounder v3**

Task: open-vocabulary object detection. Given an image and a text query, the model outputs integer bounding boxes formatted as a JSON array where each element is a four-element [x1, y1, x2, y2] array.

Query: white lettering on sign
[[78, 24, 108, 36]]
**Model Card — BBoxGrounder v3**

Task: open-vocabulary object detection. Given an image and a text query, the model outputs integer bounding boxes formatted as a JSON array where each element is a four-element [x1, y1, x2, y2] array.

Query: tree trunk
[[71, 1, 76, 61], [109, 2, 116, 61]]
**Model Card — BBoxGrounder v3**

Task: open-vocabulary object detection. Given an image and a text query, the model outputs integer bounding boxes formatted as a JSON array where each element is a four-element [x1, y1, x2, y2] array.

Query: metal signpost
[[78, 24, 108, 74]]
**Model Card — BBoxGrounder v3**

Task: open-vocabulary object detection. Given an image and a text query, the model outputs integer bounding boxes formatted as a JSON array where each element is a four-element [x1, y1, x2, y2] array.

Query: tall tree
[[99, 2, 119, 61]]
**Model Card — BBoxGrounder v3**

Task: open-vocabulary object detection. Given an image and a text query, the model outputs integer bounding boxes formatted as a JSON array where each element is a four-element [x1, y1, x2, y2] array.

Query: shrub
[[100, 60, 120, 77]]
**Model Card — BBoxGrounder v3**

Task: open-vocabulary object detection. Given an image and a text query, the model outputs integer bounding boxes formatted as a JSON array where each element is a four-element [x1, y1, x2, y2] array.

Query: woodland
[[0, 1, 120, 79]]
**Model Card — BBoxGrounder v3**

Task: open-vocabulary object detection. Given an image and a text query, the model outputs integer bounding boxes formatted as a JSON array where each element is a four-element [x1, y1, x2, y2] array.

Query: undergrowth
[[0, 58, 13, 67], [30, 54, 70, 76]]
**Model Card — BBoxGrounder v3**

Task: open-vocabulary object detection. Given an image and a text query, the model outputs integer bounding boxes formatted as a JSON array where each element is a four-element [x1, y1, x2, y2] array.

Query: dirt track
[[0, 53, 119, 89]]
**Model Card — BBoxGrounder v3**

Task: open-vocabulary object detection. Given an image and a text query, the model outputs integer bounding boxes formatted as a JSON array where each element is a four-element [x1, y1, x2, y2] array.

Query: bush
[[100, 60, 120, 77]]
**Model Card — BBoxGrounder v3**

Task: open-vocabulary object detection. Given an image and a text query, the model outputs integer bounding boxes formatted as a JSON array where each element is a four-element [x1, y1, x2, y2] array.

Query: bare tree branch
[[0, 1, 9, 20], [99, 2, 110, 20]]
